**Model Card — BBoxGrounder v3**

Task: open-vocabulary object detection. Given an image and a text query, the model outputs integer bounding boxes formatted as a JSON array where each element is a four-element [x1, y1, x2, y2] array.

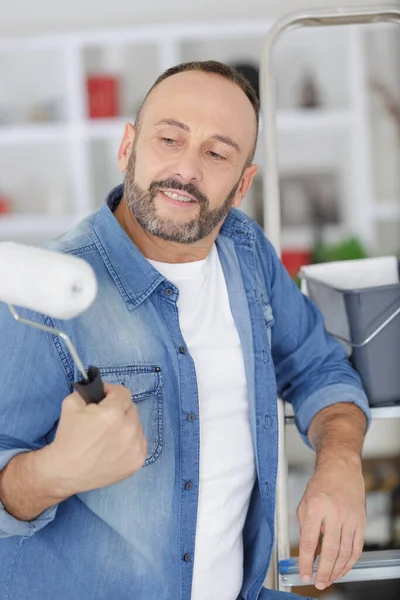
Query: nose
[[170, 147, 203, 185]]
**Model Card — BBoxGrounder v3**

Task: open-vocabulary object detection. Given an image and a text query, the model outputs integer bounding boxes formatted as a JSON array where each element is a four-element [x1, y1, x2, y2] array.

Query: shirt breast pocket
[[99, 365, 163, 466]]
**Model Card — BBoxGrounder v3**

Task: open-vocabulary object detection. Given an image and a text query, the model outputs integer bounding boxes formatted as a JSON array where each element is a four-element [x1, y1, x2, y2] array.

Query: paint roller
[[0, 242, 105, 404]]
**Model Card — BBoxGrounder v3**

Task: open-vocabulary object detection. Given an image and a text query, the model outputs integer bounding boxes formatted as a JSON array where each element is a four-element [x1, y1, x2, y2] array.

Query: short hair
[[134, 60, 259, 167]]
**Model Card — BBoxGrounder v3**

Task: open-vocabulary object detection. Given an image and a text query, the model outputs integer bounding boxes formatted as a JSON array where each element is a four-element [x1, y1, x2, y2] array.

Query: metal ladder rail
[[280, 550, 400, 587], [259, 5, 400, 592]]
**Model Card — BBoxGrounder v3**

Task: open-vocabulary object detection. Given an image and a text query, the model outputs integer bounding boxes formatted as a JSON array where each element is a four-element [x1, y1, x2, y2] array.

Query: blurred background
[[0, 0, 399, 598]]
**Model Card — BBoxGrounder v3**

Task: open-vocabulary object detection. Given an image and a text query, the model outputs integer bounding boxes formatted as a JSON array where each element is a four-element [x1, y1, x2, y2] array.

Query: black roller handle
[[75, 366, 105, 404]]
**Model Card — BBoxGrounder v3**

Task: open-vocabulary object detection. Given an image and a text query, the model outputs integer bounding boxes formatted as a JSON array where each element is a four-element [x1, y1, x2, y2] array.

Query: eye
[[160, 137, 177, 146], [208, 151, 226, 161]]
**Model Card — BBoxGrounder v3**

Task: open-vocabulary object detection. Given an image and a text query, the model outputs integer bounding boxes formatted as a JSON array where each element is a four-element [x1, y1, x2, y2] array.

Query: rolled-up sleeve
[[0, 303, 72, 537], [293, 383, 371, 446], [256, 229, 372, 446]]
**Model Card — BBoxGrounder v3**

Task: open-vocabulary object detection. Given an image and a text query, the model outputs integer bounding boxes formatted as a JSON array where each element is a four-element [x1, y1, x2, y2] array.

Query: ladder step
[[279, 550, 400, 586]]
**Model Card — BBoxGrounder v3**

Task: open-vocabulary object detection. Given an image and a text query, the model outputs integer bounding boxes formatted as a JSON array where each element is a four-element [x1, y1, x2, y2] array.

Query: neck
[[113, 196, 218, 263]]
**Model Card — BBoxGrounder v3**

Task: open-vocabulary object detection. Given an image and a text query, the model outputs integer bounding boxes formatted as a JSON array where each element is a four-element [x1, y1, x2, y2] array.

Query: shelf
[[279, 549, 400, 586], [0, 124, 68, 145], [0, 110, 356, 146], [276, 109, 354, 133], [0, 214, 78, 239], [0, 120, 128, 144], [371, 201, 400, 221], [85, 118, 129, 139], [86, 111, 355, 140]]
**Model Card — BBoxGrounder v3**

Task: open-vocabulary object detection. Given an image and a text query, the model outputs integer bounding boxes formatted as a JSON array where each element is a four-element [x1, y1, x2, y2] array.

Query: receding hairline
[[134, 65, 259, 166]]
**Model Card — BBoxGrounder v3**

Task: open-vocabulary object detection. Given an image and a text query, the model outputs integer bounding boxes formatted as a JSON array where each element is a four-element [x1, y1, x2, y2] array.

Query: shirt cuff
[[0, 448, 58, 538], [293, 383, 372, 448]]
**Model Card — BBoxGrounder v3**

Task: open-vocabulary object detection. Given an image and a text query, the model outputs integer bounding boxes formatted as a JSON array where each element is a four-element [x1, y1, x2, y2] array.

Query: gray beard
[[123, 155, 240, 244]]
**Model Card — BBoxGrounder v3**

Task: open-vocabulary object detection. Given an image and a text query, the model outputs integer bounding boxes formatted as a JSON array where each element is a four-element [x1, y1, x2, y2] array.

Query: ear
[[118, 123, 136, 173], [232, 164, 259, 209]]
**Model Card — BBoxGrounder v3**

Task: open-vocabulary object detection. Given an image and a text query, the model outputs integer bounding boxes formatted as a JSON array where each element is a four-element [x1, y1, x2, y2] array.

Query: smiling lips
[[160, 190, 198, 204]]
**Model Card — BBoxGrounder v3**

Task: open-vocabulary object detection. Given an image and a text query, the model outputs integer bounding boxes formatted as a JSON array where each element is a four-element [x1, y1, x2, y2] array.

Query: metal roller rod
[[8, 303, 89, 382]]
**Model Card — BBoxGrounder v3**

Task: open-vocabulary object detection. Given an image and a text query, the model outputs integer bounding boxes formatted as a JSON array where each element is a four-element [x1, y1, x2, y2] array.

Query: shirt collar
[[91, 184, 255, 310]]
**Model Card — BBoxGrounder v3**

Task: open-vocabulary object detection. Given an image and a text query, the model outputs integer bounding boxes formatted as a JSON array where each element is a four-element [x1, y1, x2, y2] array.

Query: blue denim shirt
[[0, 185, 370, 600]]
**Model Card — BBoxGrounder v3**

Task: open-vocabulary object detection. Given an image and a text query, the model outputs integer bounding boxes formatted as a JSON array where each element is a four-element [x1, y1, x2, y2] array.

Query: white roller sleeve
[[0, 242, 98, 320]]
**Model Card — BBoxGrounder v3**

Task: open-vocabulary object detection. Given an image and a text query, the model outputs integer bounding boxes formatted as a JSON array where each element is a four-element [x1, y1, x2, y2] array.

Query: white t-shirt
[[148, 244, 256, 600]]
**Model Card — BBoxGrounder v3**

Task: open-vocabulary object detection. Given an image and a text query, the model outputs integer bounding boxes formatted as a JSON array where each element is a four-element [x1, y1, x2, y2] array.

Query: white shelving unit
[[0, 20, 396, 249]]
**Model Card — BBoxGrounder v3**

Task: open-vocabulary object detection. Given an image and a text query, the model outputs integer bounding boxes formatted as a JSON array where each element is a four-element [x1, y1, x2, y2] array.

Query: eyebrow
[[155, 119, 190, 132], [154, 119, 241, 154]]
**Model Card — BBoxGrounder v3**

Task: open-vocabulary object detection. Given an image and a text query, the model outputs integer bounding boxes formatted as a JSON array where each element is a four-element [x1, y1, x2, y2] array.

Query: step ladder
[[259, 5, 400, 592]]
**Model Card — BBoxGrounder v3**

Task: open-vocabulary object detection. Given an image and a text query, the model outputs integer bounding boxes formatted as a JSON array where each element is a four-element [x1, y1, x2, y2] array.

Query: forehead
[[141, 71, 257, 153]]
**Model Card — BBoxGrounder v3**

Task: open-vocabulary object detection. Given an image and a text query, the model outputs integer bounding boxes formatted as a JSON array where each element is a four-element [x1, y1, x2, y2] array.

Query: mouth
[[159, 189, 198, 207]]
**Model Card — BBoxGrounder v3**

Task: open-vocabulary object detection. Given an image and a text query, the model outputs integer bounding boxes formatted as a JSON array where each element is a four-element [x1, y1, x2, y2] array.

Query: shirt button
[[183, 553, 192, 562], [165, 288, 173, 296], [187, 413, 196, 422], [185, 481, 193, 490], [179, 346, 187, 354]]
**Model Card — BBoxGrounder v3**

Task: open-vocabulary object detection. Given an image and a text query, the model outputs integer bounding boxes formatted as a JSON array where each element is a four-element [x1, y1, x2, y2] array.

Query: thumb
[[64, 389, 90, 410]]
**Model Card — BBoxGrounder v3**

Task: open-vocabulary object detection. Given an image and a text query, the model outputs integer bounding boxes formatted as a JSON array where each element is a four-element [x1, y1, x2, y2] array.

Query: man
[[0, 61, 370, 600]]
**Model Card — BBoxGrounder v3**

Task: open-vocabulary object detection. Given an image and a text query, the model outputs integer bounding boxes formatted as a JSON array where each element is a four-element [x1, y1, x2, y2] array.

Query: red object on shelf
[[281, 250, 313, 278], [0, 193, 11, 215], [87, 75, 120, 119]]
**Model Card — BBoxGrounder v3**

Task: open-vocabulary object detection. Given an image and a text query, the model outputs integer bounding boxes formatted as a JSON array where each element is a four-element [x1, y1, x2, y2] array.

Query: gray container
[[304, 262, 400, 407]]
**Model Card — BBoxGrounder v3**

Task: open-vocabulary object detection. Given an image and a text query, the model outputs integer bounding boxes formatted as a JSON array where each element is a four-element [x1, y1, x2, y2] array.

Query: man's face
[[122, 71, 257, 244]]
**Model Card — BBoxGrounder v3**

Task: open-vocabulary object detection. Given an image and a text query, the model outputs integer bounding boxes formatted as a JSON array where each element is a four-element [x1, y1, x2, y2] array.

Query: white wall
[[2, 0, 391, 37]]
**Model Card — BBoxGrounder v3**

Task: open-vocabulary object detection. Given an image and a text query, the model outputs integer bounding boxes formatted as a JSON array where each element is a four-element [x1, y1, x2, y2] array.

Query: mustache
[[149, 179, 208, 205]]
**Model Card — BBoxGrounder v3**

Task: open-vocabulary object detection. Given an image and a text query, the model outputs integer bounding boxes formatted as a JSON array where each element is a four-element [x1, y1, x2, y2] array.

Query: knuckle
[[120, 385, 133, 400], [307, 496, 327, 517], [102, 405, 123, 425], [333, 505, 344, 520], [333, 554, 350, 572], [330, 570, 342, 582], [129, 402, 140, 419], [344, 557, 356, 573], [297, 503, 306, 522], [140, 444, 148, 465], [135, 438, 148, 468], [324, 545, 340, 561], [340, 549, 352, 564], [125, 439, 147, 474], [300, 538, 316, 553], [63, 392, 80, 408]]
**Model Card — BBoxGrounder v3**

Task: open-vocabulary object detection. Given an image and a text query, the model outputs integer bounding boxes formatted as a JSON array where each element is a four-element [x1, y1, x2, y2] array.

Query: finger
[[69, 382, 122, 409], [328, 524, 355, 583], [125, 401, 141, 423], [338, 524, 365, 580], [98, 384, 133, 412], [102, 382, 128, 395], [63, 390, 89, 410], [298, 513, 323, 583], [314, 520, 341, 590]]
